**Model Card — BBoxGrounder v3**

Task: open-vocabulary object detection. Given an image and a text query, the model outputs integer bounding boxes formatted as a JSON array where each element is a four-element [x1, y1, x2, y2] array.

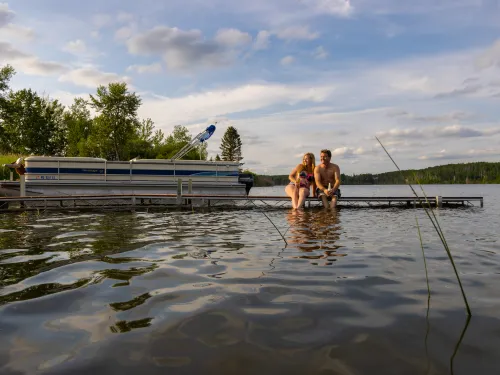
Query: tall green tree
[[63, 97, 93, 156], [1, 88, 66, 155], [220, 126, 242, 162], [88, 82, 141, 160], [0, 64, 15, 94], [156, 125, 207, 160], [127, 118, 165, 159], [0, 64, 16, 152]]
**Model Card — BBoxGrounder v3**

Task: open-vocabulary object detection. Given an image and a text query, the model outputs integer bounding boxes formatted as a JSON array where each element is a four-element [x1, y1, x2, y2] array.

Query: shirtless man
[[314, 149, 341, 209]]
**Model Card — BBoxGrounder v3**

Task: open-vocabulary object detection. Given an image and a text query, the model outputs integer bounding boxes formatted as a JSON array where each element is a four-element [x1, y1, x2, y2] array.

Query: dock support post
[[187, 178, 192, 205], [132, 196, 136, 206], [20, 175, 26, 197], [177, 178, 182, 205], [436, 196, 442, 208], [19, 175, 26, 208], [10, 171, 13, 181], [480, 198, 483, 208]]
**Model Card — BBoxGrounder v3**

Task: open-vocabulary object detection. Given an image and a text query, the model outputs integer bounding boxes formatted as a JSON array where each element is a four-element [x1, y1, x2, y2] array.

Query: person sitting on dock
[[314, 149, 341, 209], [285, 152, 317, 209]]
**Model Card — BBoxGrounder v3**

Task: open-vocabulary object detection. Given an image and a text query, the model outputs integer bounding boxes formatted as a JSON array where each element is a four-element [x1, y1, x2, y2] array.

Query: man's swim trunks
[[316, 187, 341, 200]]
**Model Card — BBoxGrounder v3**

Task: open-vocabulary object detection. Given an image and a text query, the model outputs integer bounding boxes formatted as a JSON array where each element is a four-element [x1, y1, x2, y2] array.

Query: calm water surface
[[0, 185, 499, 374]]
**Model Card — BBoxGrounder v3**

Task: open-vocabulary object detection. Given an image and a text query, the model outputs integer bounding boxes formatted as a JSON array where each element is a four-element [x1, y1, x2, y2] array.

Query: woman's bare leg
[[296, 187, 310, 209], [285, 184, 298, 209]]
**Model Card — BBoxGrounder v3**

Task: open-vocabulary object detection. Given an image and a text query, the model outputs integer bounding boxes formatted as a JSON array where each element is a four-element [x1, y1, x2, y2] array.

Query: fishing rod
[[170, 124, 217, 161]]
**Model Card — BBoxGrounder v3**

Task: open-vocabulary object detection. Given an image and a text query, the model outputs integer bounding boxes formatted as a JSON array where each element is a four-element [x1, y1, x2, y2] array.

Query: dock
[[0, 193, 484, 213]]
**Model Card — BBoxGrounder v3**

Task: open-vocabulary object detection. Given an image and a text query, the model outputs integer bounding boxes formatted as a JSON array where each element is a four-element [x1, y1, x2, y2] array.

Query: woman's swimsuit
[[290, 173, 315, 189]]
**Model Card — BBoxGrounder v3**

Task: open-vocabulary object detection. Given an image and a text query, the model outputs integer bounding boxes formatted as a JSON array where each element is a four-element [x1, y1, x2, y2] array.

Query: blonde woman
[[285, 152, 317, 209]]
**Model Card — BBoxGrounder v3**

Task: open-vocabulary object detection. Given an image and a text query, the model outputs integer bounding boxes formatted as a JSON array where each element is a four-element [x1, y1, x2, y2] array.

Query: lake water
[[0, 185, 499, 374]]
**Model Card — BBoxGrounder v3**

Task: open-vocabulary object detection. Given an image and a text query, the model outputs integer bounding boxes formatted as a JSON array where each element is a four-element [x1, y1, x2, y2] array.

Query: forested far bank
[[250, 162, 500, 186]]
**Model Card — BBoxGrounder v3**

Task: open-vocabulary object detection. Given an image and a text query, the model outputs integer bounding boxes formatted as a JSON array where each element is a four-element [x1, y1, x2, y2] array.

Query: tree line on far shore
[[0, 64, 243, 165], [252, 162, 500, 186]]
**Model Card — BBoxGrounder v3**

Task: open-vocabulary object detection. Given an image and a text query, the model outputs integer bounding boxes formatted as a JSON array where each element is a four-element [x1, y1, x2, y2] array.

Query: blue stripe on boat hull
[[25, 167, 238, 177]]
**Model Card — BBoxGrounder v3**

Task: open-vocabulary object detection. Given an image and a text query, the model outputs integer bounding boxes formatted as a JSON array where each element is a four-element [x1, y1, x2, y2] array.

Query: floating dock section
[[0, 192, 484, 213]]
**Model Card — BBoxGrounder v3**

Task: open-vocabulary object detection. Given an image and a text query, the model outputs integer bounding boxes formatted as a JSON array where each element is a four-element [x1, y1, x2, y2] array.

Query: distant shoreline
[[250, 161, 500, 187], [255, 182, 499, 187]]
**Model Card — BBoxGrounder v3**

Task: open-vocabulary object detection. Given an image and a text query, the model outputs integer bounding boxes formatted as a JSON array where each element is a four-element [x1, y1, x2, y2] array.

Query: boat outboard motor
[[238, 173, 254, 196], [3, 157, 25, 177]]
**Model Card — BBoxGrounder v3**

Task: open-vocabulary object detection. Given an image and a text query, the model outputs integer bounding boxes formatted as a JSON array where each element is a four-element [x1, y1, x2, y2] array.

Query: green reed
[[416, 217, 431, 298], [250, 200, 288, 246], [375, 137, 471, 316]]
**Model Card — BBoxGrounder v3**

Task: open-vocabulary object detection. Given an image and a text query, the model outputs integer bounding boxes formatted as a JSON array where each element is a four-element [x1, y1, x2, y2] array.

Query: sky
[[1, 0, 500, 175]]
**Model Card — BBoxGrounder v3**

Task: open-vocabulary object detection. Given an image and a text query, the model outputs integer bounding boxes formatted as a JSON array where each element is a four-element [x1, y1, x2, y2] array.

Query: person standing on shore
[[314, 149, 341, 209]]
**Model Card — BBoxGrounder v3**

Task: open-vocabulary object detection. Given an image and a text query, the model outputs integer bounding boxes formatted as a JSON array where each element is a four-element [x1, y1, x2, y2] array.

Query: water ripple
[[0, 185, 499, 374]]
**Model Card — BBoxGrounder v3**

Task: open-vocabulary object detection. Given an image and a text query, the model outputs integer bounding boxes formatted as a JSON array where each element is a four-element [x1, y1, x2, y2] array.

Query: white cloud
[[275, 26, 319, 41], [59, 67, 131, 88], [302, 0, 354, 17], [0, 41, 67, 76], [216, 0, 354, 29], [115, 25, 136, 41], [126, 63, 162, 74], [91, 14, 112, 29], [418, 148, 500, 160], [126, 26, 252, 70], [376, 125, 500, 140], [214, 28, 252, 47], [0, 3, 34, 42], [387, 110, 475, 123], [117, 12, 134, 23], [434, 83, 482, 98], [0, 2, 14, 27], [280, 55, 295, 65], [51, 90, 86, 106], [332, 146, 367, 159], [354, 0, 483, 16], [0, 23, 35, 42], [475, 39, 500, 70], [254, 30, 271, 50], [139, 82, 335, 127], [313, 46, 328, 59], [390, 76, 432, 93], [361, 41, 500, 100], [0, 41, 29, 59], [21, 59, 67, 75], [63, 39, 87, 55]]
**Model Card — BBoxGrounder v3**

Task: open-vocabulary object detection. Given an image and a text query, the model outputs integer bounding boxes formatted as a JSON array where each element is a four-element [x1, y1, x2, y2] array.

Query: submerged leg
[[296, 188, 310, 209], [285, 184, 298, 209], [320, 195, 329, 209], [329, 196, 338, 209]]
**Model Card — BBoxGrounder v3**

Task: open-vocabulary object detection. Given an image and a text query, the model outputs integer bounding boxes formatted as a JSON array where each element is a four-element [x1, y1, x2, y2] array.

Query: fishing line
[[250, 200, 288, 246]]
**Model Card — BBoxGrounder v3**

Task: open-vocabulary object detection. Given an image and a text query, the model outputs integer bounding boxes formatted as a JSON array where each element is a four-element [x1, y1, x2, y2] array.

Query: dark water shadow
[[31, 301, 499, 375]]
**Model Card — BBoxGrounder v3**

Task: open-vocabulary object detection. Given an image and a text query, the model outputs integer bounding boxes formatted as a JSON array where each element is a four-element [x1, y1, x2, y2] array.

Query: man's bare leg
[[320, 195, 329, 209], [329, 197, 338, 209]]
